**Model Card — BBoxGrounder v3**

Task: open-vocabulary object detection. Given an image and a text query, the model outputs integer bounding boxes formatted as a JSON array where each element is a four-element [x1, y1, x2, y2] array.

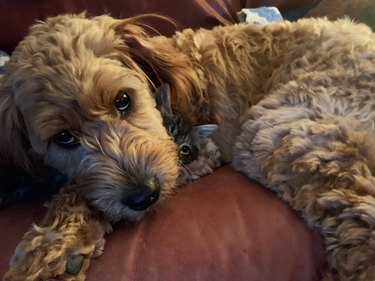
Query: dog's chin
[[92, 201, 141, 222], [109, 204, 147, 223], [91, 196, 165, 223]]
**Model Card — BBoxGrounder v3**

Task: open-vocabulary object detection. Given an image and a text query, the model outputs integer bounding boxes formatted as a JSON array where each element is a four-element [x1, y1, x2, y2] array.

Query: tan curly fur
[[1, 13, 375, 281], [4, 187, 108, 281], [3, 138, 220, 281]]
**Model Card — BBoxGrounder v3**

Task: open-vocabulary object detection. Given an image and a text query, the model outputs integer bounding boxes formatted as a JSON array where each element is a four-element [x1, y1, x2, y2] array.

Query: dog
[[1, 13, 375, 281], [2, 82, 221, 281]]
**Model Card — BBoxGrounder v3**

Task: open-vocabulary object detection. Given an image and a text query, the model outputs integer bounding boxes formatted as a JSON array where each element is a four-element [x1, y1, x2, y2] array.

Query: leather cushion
[[0, 166, 325, 280]]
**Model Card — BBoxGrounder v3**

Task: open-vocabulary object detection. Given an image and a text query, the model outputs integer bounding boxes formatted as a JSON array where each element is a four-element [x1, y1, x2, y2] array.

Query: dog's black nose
[[124, 177, 160, 211]]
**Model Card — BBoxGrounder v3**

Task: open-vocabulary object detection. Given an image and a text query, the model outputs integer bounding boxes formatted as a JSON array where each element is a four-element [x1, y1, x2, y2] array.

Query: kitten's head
[[154, 84, 220, 184]]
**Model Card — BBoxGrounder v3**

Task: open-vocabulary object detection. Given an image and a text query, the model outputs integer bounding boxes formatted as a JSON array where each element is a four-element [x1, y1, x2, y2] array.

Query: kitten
[[154, 84, 221, 185]]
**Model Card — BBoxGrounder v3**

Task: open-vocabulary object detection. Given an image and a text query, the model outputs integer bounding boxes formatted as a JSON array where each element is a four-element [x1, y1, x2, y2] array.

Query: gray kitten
[[154, 84, 221, 185]]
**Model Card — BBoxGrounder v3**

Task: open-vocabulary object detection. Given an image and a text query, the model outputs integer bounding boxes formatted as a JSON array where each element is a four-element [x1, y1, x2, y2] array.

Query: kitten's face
[[162, 113, 198, 165], [154, 84, 219, 182]]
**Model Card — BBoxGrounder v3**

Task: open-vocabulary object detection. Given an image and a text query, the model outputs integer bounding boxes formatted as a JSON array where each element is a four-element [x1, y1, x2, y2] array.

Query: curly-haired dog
[[1, 13, 374, 280], [2, 82, 221, 281]]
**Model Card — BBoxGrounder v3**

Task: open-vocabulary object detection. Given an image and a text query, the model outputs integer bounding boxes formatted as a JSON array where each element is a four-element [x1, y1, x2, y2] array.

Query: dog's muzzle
[[122, 177, 160, 211]]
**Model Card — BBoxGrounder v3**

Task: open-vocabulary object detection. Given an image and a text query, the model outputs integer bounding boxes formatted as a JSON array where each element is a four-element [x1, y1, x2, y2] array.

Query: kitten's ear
[[154, 83, 173, 116], [191, 124, 218, 144]]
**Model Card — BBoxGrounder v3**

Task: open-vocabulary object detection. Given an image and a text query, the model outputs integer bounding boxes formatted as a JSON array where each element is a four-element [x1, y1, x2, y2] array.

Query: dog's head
[[0, 14, 200, 221]]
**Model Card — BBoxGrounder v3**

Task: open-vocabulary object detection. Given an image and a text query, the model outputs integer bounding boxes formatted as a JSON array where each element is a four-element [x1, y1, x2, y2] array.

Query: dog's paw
[[4, 187, 107, 281], [4, 219, 105, 281]]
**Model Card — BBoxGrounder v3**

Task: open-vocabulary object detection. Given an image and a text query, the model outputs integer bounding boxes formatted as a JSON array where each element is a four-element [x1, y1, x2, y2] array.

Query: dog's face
[[0, 14, 181, 221]]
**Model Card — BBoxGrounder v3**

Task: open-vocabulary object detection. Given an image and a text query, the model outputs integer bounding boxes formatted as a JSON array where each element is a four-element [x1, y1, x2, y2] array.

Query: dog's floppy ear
[[113, 20, 206, 123], [122, 31, 194, 91], [0, 75, 35, 172]]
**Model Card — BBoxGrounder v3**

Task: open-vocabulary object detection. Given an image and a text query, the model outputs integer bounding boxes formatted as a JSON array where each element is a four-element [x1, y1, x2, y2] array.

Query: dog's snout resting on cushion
[[1, 13, 375, 281], [0, 15, 183, 222]]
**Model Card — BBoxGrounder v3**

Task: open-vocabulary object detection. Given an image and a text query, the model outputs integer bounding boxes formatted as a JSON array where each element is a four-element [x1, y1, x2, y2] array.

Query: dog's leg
[[233, 103, 375, 280], [4, 186, 109, 281]]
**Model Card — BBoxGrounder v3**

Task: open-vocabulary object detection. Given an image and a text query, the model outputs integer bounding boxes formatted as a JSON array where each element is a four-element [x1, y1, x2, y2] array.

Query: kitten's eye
[[52, 131, 80, 149], [179, 144, 191, 156], [114, 91, 131, 112]]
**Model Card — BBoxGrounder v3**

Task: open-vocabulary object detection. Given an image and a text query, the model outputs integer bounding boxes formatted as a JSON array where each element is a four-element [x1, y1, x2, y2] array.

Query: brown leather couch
[[0, 1, 325, 280]]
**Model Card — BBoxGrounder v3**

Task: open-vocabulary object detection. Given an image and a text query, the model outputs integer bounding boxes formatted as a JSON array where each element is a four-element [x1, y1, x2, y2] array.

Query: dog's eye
[[179, 144, 191, 156], [52, 131, 80, 149], [114, 91, 131, 112]]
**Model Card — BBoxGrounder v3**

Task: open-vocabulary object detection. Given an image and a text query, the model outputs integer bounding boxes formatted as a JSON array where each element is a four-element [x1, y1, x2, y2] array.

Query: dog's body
[[1, 14, 375, 280]]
